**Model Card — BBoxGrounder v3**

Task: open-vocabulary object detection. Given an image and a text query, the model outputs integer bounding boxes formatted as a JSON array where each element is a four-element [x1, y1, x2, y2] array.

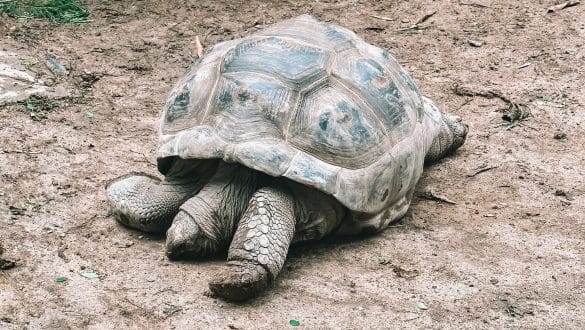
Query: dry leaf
[[195, 36, 204, 58]]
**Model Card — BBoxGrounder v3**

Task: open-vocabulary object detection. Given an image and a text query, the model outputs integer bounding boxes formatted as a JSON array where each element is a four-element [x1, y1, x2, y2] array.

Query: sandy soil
[[1, 0, 584, 328]]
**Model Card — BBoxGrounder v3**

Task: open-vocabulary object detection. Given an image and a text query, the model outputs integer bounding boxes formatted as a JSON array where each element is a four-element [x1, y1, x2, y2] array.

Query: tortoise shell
[[157, 15, 442, 233]]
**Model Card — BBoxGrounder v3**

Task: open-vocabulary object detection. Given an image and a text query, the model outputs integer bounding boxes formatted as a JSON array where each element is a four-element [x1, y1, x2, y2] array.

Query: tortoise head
[[444, 113, 469, 151], [425, 112, 469, 163]]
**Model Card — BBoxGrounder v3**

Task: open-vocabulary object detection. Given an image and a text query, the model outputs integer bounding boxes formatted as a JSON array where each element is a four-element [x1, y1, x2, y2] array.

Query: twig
[[399, 11, 436, 31], [123, 297, 148, 311], [547, 1, 580, 13], [452, 84, 512, 103], [518, 62, 531, 69], [467, 165, 497, 177], [459, 1, 490, 8], [453, 83, 531, 129], [370, 14, 394, 21], [2, 149, 42, 155], [65, 214, 99, 233], [417, 190, 457, 205], [129, 149, 155, 165], [415, 11, 437, 25]]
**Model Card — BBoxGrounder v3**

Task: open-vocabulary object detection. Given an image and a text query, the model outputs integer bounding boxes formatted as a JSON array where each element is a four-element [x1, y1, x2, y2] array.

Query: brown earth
[[1, 0, 584, 328]]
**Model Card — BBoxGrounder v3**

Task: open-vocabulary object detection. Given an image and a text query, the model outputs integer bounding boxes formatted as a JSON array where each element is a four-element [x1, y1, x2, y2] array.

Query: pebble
[[468, 40, 483, 47]]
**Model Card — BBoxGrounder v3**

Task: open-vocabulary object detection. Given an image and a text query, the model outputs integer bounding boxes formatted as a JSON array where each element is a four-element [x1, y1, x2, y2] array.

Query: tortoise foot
[[208, 260, 270, 302]]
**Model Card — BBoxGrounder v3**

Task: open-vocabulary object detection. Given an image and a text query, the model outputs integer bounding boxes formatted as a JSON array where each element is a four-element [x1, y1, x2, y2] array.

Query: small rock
[[468, 40, 483, 47], [554, 189, 574, 200], [116, 240, 134, 248]]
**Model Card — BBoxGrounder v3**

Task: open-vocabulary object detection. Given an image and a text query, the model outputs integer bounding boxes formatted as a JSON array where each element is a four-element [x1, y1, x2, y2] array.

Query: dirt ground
[[0, 0, 584, 328]]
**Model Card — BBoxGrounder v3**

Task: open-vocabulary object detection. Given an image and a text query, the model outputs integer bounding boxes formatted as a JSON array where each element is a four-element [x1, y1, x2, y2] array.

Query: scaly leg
[[208, 184, 296, 301]]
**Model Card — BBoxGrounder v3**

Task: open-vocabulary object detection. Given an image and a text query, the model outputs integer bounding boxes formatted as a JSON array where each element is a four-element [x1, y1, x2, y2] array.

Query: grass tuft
[[0, 0, 90, 24]]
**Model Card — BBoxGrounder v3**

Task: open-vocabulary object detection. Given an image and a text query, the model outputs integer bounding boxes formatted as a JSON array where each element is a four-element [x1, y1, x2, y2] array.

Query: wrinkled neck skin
[[186, 162, 267, 250]]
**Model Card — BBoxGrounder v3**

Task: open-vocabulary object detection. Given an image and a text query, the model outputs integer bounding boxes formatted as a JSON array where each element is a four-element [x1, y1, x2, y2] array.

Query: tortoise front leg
[[165, 162, 262, 259], [106, 173, 205, 234], [208, 184, 296, 301], [105, 159, 218, 233]]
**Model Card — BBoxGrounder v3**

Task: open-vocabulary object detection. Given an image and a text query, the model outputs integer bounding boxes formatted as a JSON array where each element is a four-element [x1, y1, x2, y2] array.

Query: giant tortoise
[[106, 15, 468, 301]]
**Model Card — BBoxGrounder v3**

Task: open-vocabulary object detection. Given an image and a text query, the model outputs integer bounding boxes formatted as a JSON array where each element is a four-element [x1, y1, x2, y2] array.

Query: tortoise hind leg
[[423, 97, 468, 163]]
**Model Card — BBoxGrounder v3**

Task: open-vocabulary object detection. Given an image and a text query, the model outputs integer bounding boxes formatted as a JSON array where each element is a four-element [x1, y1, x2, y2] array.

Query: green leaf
[[21, 58, 37, 69], [416, 301, 428, 310], [541, 95, 552, 102], [81, 272, 98, 279], [26, 102, 35, 111], [86, 111, 94, 120], [54, 276, 68, 283], [289, 319, 301, 326]]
